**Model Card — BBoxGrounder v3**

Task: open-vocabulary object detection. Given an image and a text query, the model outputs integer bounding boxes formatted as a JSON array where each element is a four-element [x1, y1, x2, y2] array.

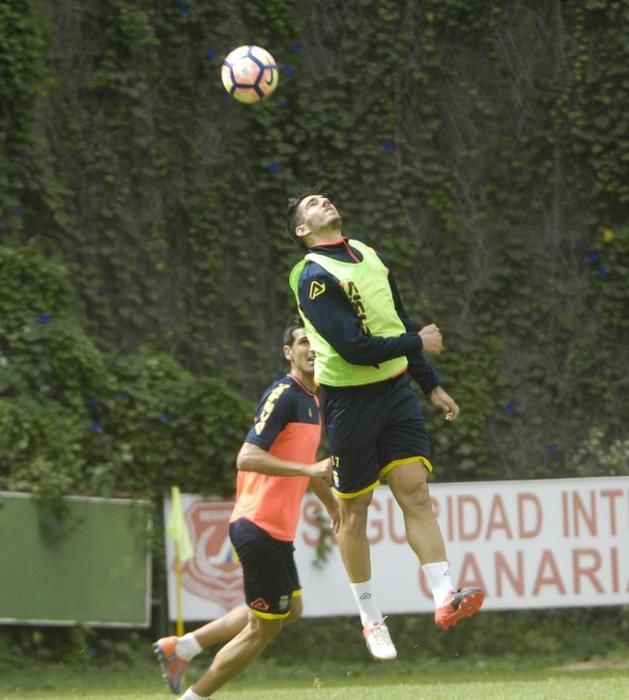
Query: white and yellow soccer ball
[[221, 45, 279, 104]]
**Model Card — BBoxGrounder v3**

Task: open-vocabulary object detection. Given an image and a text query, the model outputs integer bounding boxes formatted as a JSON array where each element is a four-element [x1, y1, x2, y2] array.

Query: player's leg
[[182, 584, 302, 698], [325, 381, 381, 588], [177, 517, 297, 697], [380, 378, 484, 628], [337, 491, 397, 660], [154, 606, 251, 694], [189, 604, 249, 648], [337, 490, 373, 583], [178, 597, 301, 699], [386, 461, 484, 628], [385, 459, 446, 563], [184, 612, 282, 698], [324, 382, 397, 660]]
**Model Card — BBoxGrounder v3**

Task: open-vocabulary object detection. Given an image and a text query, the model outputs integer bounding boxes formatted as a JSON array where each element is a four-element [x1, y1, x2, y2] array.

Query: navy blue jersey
[[243, 374, 320, 452]]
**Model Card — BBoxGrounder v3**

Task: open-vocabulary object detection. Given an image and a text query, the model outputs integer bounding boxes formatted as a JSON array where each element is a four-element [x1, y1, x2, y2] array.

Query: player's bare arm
[[309, 476, 340, 533], [237, 442, 333, 478], [430, 386, 460, 422]]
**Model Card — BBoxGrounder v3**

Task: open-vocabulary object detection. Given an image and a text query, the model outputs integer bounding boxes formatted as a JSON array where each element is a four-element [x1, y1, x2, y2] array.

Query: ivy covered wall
[[1, 0, 628, 500]]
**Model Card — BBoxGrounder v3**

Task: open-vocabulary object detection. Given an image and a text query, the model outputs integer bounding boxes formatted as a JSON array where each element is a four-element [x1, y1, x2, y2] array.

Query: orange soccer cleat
[[435, 588, 485, 630], [153, 635, 189, 694]]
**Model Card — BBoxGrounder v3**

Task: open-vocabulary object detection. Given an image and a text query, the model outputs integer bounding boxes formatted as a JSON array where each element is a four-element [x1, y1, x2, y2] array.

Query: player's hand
[[430, 385, 459, 421], [419, 324, 443, 355], [309, 457, 333, 481], [325, 500, 341, 534]]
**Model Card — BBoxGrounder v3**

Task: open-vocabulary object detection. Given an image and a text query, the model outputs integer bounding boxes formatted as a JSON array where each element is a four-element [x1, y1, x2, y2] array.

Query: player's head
[[286, 191, 342, 245], [282, 314, 304, 347], [283, 315, 314, 377]]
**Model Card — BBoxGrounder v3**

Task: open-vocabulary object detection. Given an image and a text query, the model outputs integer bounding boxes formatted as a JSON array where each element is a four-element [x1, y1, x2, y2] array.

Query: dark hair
[[286, 187, 326, 241], [282, 314, 304, 347]]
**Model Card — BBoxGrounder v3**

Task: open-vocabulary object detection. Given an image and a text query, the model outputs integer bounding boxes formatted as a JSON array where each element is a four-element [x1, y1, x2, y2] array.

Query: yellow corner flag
[[167, 486, 193, 635], [168, 486, 194, 562]]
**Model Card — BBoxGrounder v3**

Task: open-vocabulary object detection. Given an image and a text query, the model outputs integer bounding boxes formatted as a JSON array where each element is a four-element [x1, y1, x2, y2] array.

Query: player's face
[[285, 328, 315, 376], [296, 194, 341, 236]]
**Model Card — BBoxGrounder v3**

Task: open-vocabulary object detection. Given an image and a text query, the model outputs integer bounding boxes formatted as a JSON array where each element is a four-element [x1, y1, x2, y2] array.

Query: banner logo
[[181, 501, 244, 610]]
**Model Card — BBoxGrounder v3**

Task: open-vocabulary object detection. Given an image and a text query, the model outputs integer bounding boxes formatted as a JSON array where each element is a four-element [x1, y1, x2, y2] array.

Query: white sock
[[175, 632, 203, 661], [350, 580, 383, 626], [422, 561, 454, 607], [179, 688, 207, 700]]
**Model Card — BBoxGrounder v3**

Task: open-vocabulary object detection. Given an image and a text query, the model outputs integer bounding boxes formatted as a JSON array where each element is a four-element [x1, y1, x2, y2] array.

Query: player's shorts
[[321, 371, 432, 498], [229, 517, 301, 619]]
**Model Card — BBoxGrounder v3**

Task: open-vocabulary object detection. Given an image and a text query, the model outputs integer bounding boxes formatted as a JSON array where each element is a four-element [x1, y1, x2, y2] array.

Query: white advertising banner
[[164, 476, 629, 621]]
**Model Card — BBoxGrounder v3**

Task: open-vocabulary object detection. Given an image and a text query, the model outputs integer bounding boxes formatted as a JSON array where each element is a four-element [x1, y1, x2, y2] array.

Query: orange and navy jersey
[[229, 373, 321, 542]]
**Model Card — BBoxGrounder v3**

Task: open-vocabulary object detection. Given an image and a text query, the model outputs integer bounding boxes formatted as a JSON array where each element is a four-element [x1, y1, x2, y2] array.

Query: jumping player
[[153, 316, 339, 699], [287, 192, 484, 661]]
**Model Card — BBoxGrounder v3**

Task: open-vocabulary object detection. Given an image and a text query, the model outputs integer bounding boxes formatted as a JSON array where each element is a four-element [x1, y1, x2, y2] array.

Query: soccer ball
[[221, 45, 279, 104]]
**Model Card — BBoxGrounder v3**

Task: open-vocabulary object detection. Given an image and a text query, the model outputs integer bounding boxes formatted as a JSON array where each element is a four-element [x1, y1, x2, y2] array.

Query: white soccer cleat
[[362, 619, 397, 661]]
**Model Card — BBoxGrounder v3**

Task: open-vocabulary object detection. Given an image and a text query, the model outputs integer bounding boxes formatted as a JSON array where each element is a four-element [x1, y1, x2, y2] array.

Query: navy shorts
[[322, 372, 432, 498], [229, 517, 300, 619]]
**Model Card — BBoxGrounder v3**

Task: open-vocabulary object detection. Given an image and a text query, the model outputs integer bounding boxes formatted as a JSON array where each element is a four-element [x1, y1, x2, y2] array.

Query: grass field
[[1, 657, 628, 700]]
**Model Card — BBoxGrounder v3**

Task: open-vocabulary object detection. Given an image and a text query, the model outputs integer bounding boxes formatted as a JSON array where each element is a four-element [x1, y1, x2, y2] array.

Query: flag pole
[[167, 486, 193, 637], [174, 543, 184, 636]]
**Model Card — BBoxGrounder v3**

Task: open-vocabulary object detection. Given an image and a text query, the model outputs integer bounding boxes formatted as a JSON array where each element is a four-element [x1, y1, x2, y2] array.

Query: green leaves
[[0, 247, 251, 513], [1, 0, 628, 496]]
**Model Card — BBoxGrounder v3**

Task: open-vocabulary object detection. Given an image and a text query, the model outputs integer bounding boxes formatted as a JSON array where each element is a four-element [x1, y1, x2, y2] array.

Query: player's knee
[[339, 495, 371, 534], [416, 479, 431, 504], [340, 507, 368, 534], [248, 617, 283, 648], [400, 478, 432, 512]]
